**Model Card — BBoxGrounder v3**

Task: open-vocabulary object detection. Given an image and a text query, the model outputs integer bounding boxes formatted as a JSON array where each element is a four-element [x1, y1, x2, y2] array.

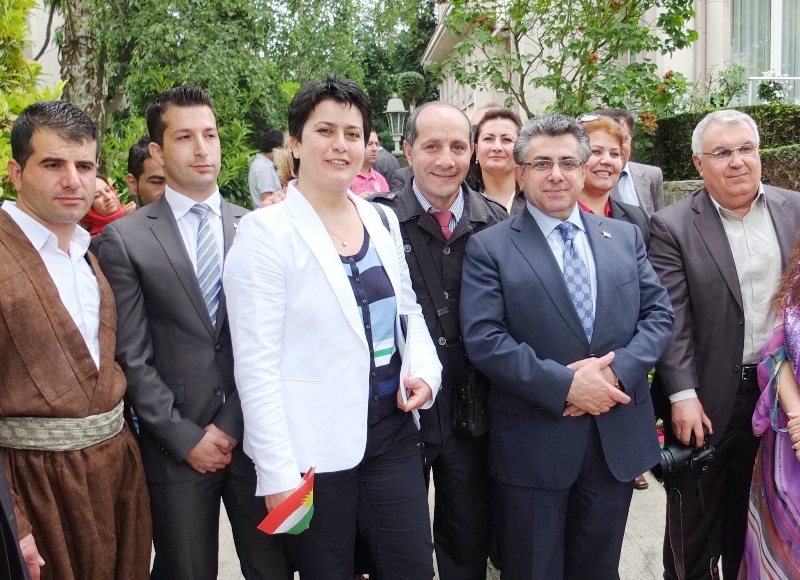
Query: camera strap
[[666, 473, 720, 580]]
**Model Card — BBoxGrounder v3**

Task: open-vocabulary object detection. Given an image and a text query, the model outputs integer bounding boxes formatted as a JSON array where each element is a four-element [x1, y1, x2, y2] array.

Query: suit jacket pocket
[[169, 385, 185, 405]]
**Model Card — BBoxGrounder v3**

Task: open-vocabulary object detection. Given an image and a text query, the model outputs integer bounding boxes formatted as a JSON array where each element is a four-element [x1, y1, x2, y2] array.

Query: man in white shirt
[[98, 86, 287, 580], [247, 130, 284, 209], [0, 100, 151, 580]]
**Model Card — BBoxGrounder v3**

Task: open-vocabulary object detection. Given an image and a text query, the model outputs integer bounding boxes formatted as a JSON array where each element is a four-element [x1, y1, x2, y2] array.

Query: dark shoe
[[634, 474, 649, 490]]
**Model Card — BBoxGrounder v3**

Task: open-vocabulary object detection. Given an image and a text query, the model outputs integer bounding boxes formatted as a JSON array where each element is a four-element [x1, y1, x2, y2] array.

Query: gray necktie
[[190, 204, 221, 326], [556, 222, 594, 340]]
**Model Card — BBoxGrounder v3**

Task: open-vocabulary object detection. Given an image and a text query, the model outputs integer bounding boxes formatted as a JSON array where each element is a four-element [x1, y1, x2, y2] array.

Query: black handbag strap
[[405, 221, 470, 386]]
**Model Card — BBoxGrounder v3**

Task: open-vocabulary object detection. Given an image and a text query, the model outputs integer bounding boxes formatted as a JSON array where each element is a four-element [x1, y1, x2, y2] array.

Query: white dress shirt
[[2, 201, 101, 368], [164, 185, 225, 273], [526, 202, 598, 312]]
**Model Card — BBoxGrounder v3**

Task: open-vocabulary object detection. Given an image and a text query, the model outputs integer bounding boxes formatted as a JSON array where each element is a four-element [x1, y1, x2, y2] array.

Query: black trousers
[[149, 447, 288, 580], [662, 378, 760, 580], [283, 409, 433, 580], [494, 420, 634, 580], [423, 432, 492, 580]]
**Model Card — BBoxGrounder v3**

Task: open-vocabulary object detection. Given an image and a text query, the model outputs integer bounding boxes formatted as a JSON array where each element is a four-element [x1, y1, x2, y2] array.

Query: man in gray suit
[[597, 108, 664, 216], [649, 109, 800, 580], [99, 86, 286, 579]]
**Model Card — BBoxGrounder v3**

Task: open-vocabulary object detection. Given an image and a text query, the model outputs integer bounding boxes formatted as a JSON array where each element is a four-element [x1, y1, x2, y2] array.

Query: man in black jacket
[[371, 102, 507, 580]]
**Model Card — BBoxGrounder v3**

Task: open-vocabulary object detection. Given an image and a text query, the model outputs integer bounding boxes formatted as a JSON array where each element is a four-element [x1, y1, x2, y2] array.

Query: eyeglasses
[[701, 144, 759, 160], [576, 113, 601, 123], [521, 159, 583, 172]]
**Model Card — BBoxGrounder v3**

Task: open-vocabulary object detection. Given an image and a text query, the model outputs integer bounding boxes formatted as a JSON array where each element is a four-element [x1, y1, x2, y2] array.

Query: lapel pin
[[602, 231, 611, 238], [233, 222, 238, 229]]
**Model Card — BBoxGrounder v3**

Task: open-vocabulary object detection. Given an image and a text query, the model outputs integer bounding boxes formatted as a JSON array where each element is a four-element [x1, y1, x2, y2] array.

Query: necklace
[[323, 205, 352, 247]]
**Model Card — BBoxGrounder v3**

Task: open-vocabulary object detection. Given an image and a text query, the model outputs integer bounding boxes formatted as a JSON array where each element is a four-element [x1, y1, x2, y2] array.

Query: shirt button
[[443, 247, 451, 255]]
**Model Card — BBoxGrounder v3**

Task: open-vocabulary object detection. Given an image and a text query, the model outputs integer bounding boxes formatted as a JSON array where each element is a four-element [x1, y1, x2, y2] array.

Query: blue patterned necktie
[[190, 203, 221, 326], [556, 221, 594, 340]]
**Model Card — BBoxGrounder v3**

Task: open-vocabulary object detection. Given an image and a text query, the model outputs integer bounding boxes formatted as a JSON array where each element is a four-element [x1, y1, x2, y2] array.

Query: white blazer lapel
[[285, 186, 368, 348]]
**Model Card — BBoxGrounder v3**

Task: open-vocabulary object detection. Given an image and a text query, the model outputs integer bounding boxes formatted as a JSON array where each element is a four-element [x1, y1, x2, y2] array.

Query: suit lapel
[[216, 201, 245, 338], [148, 197, 216, 337], [510, 210, 589, 346], [285, 188, 368, 348], [692, 189, 743, 310], [764, 186, 797, 270], [630, 166, 651, 211]]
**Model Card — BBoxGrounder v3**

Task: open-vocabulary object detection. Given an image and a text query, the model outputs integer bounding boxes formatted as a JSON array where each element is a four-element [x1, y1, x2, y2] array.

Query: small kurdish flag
[[258, 467, 315, 535]]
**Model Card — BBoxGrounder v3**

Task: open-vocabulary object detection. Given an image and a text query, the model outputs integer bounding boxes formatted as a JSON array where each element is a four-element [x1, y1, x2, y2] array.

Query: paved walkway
[[215, 472, 666, 579]]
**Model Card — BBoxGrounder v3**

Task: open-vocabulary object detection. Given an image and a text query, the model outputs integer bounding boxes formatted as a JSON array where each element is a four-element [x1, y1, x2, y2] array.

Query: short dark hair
[[514, 114, 591, 165], [475, 108, 522, 141], [405, 102, 472, 147], [146, 86, 217, 147], [259, 130, 284, 153], [127, 134, 153, 180], [287, 75, 372, 173], [595, 108, 636, 131], [11, 101, 99, 170]]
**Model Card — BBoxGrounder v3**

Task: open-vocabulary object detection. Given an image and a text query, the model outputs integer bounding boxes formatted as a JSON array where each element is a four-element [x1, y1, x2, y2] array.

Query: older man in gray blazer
[[99, 86, 286, 580], [649, 109, 800, 580]]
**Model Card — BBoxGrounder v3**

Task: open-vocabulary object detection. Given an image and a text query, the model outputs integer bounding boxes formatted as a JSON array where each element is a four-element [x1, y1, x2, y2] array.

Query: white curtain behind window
[[783, 1, 800, 77], [732, 0, 771, 75]]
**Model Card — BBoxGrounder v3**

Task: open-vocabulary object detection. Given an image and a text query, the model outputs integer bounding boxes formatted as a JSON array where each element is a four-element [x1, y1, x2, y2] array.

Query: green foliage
[[439, 0, 698, 118], [674, 63, 747, 111], [761, 144, 800, 191], [98, 116, 148, 204], [756, 73, 792, 104], [653, 103, 800, 180], [397, 72, 426, 110], [0, 0, 66, 199]]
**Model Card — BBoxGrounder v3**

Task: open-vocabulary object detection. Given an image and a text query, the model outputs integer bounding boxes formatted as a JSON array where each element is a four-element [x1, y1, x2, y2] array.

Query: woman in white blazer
[[223, 77, 441, 579]]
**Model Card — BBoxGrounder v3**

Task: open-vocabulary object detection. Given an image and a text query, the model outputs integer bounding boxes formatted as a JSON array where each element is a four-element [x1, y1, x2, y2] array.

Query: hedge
[[761, 144, 800, 192], [652, 103, 800, 181]]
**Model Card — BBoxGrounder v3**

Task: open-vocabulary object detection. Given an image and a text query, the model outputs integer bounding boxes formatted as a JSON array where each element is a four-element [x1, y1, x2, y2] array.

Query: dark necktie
[[428, 208, 453, 241]]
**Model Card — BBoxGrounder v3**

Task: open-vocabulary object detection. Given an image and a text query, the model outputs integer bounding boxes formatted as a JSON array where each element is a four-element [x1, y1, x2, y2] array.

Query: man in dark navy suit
[[461, 113, 674, 579]]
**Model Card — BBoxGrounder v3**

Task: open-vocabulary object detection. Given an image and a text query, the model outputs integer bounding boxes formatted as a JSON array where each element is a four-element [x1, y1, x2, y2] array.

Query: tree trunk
[[59, 0, 123, 132]]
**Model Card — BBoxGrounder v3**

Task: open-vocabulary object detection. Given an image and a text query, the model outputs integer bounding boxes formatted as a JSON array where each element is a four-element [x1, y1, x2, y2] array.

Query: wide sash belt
[[0, 400, 125, 451]]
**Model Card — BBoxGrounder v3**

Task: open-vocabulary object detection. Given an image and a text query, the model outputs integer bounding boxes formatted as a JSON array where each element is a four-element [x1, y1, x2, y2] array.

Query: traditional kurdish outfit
[[0, 210, 151, 580], [739, 309, 800, 579]]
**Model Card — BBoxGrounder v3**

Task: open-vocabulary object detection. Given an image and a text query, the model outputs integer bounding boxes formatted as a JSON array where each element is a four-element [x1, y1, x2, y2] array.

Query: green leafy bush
[[653, 104, 800, 180], [761, 144, 800, 192], [0, 0, 66, 199]]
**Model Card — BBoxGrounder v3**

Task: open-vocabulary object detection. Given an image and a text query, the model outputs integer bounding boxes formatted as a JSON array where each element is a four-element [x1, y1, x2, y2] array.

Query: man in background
[[248, 129, 284, 209], [350, 130, 390, 196], [125, 134, 166, 207]]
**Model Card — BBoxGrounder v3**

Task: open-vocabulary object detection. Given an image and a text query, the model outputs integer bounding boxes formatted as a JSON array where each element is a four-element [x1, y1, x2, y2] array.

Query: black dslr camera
[[651, 430, 715, 481]]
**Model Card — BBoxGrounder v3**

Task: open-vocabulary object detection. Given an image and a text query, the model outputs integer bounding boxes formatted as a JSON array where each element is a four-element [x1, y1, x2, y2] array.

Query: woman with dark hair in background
[[470, 108, 525, 215], [223, 76, 441, 579]]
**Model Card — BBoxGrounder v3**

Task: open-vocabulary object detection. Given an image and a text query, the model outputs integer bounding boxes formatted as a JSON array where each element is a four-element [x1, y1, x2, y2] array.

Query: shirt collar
[[526, 201, 584, 239], [411, 179, 465, 222], [1, 200, 91, 255], [708, 184, 765, 219], [164, 184, 222, 220], [620, 162, 631, 177]]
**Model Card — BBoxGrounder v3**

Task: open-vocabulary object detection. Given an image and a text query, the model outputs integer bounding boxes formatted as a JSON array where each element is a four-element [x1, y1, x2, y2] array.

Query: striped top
[[341, 229, 402, 424]]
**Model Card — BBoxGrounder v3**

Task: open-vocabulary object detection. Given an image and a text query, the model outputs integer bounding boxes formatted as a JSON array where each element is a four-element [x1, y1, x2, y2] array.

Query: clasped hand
[[185, 424, 237, 474], [563, 352, 630, 417]]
